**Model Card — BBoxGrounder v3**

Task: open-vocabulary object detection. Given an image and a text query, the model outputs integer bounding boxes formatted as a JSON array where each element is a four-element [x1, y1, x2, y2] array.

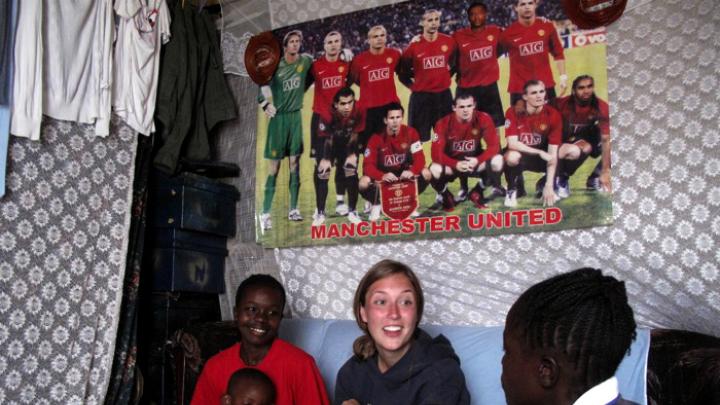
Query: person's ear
[[538, 356, 559, 388], [360, 305, 368, 324], [221, 394, 232, 405]]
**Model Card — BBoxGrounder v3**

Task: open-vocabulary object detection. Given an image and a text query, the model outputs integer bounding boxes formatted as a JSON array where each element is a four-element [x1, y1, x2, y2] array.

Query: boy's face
[[223, 383, 274, 405], [501, 322, 545, 405], [234, 286, 284, 349]]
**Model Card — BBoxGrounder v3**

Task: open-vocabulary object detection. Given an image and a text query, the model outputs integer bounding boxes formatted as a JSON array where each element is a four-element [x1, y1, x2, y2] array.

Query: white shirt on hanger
[[42, 0, 114, 137], [113, 0, 171, 136]]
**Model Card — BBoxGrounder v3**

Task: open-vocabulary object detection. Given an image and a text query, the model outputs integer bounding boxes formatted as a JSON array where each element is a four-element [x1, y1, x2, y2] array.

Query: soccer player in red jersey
[[430, 92, 503, 211], [555, 75, 612, 195], [453, 2, 505, 127], [349, 25, 402, 152], [359, 103, 432, 221], [452, 2, 507, 202], [312, 87, 365, 226], [503, 80, 562, 207], [400, 9, 457, 143], [500, 0, 567, 108], [309, 31, 352, 217]]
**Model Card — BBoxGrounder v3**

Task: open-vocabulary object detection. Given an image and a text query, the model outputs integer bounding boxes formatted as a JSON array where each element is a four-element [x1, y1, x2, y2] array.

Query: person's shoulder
[[352, 51, 368, 62], [556, 95, 571, 107], [504, 21, 522, 32], [436, 113, 452, 127], [413, 330, 463, 373], [405, 125, 421, 139], [338, 354, 367, 376], [439, 32, 454, 42], [204, 343, 240, 368], [538, 18, 557, 30], [475, 110, 495, 124], [386, 47, 402, 57], [301, 54, 313, 66], [545, 105, 562, 122], [597, 96, 609, 109], [452, 27, 469, 39], [545, 104, 561, 115], [488, 24, 503, 33], [272, 338, 317, 362], [368, 132, 383, 143]]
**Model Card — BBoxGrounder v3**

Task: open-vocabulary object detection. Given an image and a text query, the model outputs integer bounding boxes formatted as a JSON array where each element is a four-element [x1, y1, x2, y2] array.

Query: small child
[[501, 268, 638, 405], [222, 368, 276, 405]]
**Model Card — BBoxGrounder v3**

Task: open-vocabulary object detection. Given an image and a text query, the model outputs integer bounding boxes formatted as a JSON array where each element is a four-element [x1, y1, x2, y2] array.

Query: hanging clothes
[[0, 0, 15, 104], [113, 0, 171, 136], [1, 0, 18, 198], [10, 0, 42, 141], [153, 2, 237, 174], [42, 0, 114, 136]]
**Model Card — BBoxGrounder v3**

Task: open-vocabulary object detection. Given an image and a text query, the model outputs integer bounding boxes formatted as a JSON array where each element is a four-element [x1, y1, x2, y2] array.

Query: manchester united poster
[[255, 0, 613, 248]]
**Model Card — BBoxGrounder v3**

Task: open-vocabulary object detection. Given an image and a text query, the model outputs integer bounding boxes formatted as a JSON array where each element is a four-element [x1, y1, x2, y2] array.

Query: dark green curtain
[[104, 134, 154, 405]]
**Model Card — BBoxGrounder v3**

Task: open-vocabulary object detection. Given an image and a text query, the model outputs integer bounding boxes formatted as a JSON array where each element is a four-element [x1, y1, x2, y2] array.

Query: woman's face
[[360, 273, 419, 366]]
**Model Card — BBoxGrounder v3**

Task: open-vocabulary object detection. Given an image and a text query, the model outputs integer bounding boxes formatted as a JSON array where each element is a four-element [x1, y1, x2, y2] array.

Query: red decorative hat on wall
[[245, 31, 281, 85], [561, 0, 628, 29]]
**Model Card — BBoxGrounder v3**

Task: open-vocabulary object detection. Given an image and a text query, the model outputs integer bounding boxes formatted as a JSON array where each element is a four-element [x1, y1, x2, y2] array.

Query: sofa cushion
[[279, 319, 651, 404]]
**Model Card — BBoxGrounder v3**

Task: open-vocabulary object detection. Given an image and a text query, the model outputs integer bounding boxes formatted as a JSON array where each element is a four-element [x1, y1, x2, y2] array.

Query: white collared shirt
[[573, 376, 620, 405]]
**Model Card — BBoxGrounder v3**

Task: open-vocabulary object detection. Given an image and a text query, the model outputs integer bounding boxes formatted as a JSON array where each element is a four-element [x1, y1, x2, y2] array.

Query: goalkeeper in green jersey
[[258, 30, 312, 231]]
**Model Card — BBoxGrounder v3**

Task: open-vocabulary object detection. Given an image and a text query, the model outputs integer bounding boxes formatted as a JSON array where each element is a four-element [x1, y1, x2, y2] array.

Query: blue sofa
[[171, 318, 652, 404], [278, 319, 649, 404]]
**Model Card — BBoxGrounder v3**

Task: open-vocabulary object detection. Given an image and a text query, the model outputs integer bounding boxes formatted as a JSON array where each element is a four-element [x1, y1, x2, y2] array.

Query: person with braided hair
[[335, 259, 470, 405], [501, 268, 638, 405]]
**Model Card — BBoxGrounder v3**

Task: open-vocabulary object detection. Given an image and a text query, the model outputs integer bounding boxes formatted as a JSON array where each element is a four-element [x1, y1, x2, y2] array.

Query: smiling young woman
[[334, 259, 470, 405]]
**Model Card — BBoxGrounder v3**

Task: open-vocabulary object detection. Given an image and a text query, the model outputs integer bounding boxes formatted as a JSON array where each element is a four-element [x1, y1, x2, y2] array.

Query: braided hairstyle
[[352, 260, 424, 360], [507, 268, 637, 388]]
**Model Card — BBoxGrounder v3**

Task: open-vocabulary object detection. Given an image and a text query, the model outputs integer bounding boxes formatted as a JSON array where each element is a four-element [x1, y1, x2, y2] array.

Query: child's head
[[234, 275, 286, 349], [222, 368, 276, 405], [501, 268, 636, 405]]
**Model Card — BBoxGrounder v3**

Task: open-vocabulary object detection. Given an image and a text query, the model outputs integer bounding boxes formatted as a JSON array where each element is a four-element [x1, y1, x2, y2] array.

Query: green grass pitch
[[255, 44, 613, 247]]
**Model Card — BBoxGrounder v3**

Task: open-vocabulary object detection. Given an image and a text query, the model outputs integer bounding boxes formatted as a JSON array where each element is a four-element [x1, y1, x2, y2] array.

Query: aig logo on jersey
[[369, 67, 390, 82], [520, 41, 544, 56], [519, 132, 543, 146], [283, 77, 300, 91], [384, 154, 406, 166], [470, 46, 493, 62], [452, 139, 477, 152], [423, 56, 445, 69], [321, 76, 343, 89]]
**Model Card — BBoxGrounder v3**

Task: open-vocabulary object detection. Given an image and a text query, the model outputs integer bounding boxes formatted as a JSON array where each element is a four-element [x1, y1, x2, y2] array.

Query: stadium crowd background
[[273, 0, 571, 59]]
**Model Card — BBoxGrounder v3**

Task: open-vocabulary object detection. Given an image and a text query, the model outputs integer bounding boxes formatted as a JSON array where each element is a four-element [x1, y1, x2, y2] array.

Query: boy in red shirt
[[192, 275, 329, 405]]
